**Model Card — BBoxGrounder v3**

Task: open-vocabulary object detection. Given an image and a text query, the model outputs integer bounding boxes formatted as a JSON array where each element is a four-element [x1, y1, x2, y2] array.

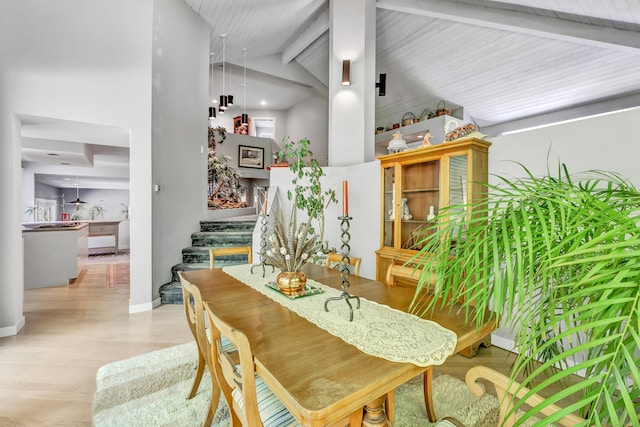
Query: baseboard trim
[[490, 332, 516, 353], [128, 300, 154, 314], [0, 316, 25, 338]]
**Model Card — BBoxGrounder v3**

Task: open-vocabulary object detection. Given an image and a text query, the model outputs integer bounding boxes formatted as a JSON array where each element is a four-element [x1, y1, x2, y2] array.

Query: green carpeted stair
[[159, 218, 255, 304]]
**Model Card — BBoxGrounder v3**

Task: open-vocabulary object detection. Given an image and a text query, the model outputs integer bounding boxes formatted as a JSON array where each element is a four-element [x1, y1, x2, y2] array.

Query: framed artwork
[[238, 145, 264, 169], [234, 116, 251, 135]]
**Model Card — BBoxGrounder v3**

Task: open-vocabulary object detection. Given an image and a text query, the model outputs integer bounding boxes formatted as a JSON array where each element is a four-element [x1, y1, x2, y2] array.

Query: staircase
[[159, 217, 256, 304]]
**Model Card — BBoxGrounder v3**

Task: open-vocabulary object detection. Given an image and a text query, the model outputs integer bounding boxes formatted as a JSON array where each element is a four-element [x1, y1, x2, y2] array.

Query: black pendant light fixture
[[227, 66, 234, 107], [68, 176, 86, 205], [241, 47, 249, 126], [219, 34, 228, 113], [208, 52, 216, 121]]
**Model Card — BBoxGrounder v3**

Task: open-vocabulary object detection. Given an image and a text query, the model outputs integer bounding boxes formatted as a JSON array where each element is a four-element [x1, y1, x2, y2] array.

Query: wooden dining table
[[180, 263, 496, 426]]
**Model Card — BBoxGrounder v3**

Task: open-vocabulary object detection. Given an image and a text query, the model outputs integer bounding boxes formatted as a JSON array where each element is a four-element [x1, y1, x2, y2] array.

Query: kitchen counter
[[22, 222, 89, 288], [22, 221, 87, 231]]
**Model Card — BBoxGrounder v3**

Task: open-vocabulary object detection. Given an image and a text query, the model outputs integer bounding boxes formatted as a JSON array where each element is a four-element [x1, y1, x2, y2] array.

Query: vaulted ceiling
[[21, 0, 640, 189], [192, 0, 640, 133]]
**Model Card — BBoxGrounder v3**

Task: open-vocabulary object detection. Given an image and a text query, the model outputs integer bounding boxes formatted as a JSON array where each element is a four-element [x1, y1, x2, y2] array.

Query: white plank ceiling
[[187, 0, 640, 131]]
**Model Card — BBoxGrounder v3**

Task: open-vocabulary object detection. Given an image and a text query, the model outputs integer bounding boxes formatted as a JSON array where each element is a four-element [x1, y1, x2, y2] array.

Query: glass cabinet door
[[382, 166, 395, 247], [400, 160, 440, 250], [448, 154, 468, 209]]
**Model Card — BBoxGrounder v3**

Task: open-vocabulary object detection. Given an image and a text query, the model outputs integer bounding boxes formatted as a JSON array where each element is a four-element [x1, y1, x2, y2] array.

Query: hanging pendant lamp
[[241, 47, 249, 126], [208, 53, 216, 121], [67, 176, 86, 205], [227, 66, 234, 106], [219, 34, 228, 110]]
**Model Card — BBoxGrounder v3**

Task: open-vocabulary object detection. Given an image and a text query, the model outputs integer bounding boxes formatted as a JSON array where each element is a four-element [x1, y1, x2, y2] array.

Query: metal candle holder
[[251, 212, 274, 277], [324, 215, 360, 321]]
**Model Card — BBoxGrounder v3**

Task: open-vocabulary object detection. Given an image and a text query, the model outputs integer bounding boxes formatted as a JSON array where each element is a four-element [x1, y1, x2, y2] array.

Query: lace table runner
[[223, 265, 457, 367]]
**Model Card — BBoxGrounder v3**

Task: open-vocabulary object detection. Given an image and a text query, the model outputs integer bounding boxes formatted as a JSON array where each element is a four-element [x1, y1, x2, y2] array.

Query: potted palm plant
[[410, 164, 639, 426]]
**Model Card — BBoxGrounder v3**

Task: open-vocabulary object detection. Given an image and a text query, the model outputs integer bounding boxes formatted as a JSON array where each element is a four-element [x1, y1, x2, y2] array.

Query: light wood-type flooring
[[0, 254, 518, 426]]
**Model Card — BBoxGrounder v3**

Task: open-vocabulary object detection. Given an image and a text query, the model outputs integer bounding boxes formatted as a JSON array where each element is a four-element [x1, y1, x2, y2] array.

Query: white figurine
[[427, 205, 436, 221], [422, 130, 432, 147], [401, 198, 413, 221]]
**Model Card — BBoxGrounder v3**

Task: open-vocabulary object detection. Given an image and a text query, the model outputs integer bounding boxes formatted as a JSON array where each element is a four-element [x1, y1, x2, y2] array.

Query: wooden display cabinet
[[376, 138, 491, 282]]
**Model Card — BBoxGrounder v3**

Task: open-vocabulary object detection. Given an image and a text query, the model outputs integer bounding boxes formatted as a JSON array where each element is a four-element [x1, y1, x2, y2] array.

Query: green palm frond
[[409, 164, 640, 426]]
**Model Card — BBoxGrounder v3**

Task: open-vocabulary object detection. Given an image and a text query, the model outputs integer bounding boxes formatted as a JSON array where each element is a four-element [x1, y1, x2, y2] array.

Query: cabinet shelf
[[402, 188, 439, 193]]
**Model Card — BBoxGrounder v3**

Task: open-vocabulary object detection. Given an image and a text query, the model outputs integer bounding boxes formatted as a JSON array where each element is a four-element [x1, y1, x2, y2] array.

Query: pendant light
[[208, 52, 216, 121], [219, 34, 227, 112], [68, 176, 86, 205], [241, 47, 249, 126], [227, 66, 234, 107]]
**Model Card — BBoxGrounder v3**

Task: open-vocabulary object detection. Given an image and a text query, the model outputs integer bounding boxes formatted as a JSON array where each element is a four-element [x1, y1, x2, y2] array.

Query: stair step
[[162, 216, 259, 305], [190, 231, 253, 247], [199, 220, 256, 232], [159, 281, 183, 305], [182, 246, 253, 264]]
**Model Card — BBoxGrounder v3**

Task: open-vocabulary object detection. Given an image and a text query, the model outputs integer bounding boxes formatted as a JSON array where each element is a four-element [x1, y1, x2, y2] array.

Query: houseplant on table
[[278, 137, 337, 245], [409, 164, 640, 426]]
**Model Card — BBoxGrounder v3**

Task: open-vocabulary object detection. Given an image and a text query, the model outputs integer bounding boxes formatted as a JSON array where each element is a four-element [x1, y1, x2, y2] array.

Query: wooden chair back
[[178, 271, 221, 426], [204, 302, 267, 426], [385, 264, 436, 288], [209, 246, 252, 269], [466, 366, 587, 427], [325, 252, 362, 276]]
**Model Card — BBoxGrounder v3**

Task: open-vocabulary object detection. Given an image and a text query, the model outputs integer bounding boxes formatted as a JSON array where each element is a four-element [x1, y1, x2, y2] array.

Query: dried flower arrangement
[[265, 207, 321, 272]]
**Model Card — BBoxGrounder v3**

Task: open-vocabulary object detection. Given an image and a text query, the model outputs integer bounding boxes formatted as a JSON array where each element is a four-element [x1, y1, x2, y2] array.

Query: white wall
[[489, 108, 640, 186], [286, 95, 329, 166], [151, 0, 210, 301], [1, 0, 154, 336], [269, 159, 380, 280]]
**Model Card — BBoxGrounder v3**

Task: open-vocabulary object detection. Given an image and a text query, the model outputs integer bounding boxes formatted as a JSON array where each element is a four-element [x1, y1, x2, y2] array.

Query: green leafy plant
[[410, 164, 640, 426], [88, 200, 105, 220], [279, 138, 337, 243], [25, 205, 50, 221]]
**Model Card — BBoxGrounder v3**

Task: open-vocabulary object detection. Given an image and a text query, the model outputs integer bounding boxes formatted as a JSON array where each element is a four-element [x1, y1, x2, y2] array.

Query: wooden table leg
[[362, 396, 388, 427], [423, 367, 436, 422]]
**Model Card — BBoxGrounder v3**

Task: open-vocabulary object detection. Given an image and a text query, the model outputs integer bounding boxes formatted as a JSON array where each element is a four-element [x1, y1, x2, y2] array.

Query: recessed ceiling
[[20, 115, 130, 190]]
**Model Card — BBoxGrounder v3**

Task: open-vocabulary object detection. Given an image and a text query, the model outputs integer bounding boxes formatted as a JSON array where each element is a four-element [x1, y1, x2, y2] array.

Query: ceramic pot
[[276, 271, 307, 295]]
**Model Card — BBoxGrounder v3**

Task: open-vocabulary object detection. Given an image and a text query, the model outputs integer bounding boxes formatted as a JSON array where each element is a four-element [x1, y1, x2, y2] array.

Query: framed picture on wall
[[238, 145, 264, 169]]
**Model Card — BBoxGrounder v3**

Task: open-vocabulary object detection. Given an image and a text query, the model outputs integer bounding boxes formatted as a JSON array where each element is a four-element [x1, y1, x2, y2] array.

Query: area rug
[[106, 262, 129, 288], [93, 342, 500, 427]]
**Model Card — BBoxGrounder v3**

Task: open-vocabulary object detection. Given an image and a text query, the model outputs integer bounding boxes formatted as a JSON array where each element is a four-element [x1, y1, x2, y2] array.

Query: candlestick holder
[[251, 212, 274, 277], [324, 215, 360, 321]]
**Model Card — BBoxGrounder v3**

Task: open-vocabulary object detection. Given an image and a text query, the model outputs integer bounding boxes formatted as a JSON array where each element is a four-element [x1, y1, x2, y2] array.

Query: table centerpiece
[[265, 206, 321, 295]]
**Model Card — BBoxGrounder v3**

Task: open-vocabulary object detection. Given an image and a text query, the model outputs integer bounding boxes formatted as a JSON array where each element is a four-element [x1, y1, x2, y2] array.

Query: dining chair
[[385, 264, 436, 289], [179, 272, 235, 426], [204, 302, 373, 427], [209, 246, 253, 269], [325, 252, 362, 276], [465, 366, 587, 427]]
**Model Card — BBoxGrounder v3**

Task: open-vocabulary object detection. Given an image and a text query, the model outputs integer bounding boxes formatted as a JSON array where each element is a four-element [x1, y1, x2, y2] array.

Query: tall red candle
[[342, 180, 349, 216]]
